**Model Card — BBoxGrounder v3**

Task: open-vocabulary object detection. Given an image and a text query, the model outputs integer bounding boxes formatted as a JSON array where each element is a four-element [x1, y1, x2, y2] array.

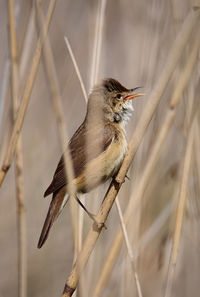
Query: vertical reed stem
[[0, 0, 57, 186], [8, 1, 27, 296]]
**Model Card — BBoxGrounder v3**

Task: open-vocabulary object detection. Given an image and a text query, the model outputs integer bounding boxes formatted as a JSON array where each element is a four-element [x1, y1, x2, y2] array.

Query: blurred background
[[0, 0, 200, 297]]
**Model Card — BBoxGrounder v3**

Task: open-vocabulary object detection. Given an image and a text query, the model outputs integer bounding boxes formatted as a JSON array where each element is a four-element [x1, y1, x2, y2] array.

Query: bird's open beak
[[124, 93, 145, 101], [124, 87, 145, 101]]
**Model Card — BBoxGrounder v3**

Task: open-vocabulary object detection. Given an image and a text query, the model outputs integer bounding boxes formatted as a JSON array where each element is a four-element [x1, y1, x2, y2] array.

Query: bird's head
[[88, 78, 144, 125]]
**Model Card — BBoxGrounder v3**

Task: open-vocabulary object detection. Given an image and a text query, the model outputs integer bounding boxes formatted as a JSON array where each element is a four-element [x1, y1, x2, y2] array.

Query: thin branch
[[61, 8, 200, 297], [0, 0, 57, 187], [8, 1, 27, 297], [64, 36, 88, 103], [115, 197, 143, 297]]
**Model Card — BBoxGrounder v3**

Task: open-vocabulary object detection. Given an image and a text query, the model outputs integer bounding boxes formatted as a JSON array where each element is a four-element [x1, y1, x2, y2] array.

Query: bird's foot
[[122, 174, 130, 184], [125, 174, 130, 180]]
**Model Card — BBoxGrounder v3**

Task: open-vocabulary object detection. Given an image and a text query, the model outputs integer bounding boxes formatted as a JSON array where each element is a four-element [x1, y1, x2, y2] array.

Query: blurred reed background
[[0, 0, 200, 297]]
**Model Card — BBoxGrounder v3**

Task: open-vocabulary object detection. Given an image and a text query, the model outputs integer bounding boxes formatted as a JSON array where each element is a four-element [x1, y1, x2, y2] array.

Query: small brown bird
[[38, 78, 143, 248]]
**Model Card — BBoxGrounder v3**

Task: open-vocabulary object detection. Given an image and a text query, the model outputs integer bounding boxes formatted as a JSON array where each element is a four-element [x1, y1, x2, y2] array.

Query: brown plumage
[[38, 78, 143, 248], [44, 122, 114, 197]]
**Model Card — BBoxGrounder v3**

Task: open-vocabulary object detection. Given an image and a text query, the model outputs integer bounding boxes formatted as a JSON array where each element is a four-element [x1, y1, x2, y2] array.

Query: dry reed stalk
[[0, 60, 10, 142], [0, 0, 56, 187], [164, 39, 200, 296], [63, 39, 90, 297], [83, 0, 107, 292], [116, 7, 200, 183], [115, 197, 143, 297], [63, 22, 96, 297], [95, 201, 174, 296], [8, 1, 27, 297], [64, 37, 88, 103], [1, 5, 35, 145], [36, 1, 80, 259], [19, 6, 35, 87], [93, 10, 200, 297], [61, 8, 200, 297], [89, 0, 107, 89], [61, 179, 121, 297], [164, 118, 196, 297], [135, 201, 173, 259], [194, 121, 200, 190], [64, 35, 88, 256]]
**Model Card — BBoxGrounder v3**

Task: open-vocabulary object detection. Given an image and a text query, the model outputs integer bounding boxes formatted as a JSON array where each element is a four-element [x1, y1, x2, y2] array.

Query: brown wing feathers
[[44, 123, 114, 197], [43, 122, 86, 197]]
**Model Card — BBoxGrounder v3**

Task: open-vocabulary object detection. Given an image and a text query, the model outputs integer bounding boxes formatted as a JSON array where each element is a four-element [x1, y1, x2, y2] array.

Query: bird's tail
[[37, 188, 68, 248]]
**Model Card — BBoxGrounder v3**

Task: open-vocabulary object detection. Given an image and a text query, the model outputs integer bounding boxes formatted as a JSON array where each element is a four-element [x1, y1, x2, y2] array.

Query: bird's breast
[[103, 127, 127, 178]]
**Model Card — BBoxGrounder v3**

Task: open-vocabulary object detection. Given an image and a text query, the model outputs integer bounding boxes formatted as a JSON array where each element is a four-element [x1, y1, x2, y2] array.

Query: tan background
[[0, 0, 200, 296]]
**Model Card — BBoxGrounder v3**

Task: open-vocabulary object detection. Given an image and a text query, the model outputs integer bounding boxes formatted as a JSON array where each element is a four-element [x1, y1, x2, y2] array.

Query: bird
[[37, 78, 144, 248]]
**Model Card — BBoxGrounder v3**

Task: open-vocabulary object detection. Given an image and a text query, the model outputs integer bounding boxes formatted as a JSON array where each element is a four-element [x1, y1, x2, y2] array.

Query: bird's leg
[[75, 196, 95, 220], [75, 196, 106, 229]]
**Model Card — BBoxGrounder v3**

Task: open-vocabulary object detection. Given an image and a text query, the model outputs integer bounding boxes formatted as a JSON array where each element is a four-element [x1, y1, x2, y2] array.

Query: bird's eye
[[116, 94, 122, 100]]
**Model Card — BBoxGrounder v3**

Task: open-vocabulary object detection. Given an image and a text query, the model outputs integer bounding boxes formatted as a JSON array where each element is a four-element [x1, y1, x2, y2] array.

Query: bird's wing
[[44, 122, 114, 197]]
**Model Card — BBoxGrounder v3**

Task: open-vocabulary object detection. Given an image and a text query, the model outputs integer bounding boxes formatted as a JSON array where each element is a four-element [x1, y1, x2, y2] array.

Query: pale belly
[[75, 131, 127, 193]]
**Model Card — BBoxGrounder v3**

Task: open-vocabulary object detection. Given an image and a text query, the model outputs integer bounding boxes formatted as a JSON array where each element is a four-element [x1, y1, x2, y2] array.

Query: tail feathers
[[37, 188, 68, 248], [37, 207, 54, 248]]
